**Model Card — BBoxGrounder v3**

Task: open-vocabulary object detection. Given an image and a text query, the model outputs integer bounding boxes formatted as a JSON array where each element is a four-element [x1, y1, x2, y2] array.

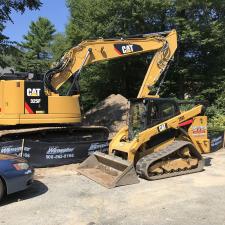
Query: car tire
[[0, 178, 4, 201]]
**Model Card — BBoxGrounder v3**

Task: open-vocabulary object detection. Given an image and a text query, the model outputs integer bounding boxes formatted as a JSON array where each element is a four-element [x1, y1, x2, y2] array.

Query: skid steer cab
[[77, 98, 208, 188], [128, 98, 180, 141]]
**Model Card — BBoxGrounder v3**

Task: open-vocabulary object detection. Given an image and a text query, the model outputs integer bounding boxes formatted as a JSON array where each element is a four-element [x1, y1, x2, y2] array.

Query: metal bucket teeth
[[77, 152, 140, 188]]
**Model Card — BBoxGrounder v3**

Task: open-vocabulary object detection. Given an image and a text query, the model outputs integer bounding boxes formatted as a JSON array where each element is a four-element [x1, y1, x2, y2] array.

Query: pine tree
[[21, 17, 55, 59], [51, 33, 70, 61], [0, 0, 42, 67], [17, 17, 56, 75]]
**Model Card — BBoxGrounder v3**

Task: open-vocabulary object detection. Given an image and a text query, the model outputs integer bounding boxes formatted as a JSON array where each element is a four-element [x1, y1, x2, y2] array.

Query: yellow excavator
[[0, 29, 210, 186], [0, 29, 178, 151]]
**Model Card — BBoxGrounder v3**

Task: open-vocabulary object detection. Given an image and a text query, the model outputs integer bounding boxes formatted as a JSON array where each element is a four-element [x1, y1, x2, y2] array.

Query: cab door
[[146, 101, 160, 128]]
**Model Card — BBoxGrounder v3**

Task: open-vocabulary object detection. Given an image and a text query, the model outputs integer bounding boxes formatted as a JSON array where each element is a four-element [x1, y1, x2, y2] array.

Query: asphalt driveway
[[0, 149, 225, 225]]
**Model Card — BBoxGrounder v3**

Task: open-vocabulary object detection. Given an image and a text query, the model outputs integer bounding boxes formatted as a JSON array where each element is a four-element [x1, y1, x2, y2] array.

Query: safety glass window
[[129, 102, 146, 139], [160, 102, 176, 119]]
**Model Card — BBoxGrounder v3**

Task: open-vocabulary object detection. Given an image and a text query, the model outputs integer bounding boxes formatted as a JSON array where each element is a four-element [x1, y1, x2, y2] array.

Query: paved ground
[[1, 149, 225, 225]]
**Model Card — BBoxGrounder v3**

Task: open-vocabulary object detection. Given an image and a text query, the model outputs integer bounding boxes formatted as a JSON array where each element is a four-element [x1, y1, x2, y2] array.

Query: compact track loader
[[77, 99, 209, 188]]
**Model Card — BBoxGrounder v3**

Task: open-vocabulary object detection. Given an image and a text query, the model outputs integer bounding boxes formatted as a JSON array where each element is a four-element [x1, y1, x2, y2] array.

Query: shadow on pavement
[[0, 179, 48, 206]]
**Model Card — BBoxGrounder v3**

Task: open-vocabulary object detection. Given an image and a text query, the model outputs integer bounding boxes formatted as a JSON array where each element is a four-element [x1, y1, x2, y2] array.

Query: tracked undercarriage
[[136, 140, 204, 180], [0, 125, 109, 142], [77, 140, 204, 188]]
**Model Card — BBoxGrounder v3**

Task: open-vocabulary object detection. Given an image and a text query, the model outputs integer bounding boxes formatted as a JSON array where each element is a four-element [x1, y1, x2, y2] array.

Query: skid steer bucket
[[77, 152, 140, 188]]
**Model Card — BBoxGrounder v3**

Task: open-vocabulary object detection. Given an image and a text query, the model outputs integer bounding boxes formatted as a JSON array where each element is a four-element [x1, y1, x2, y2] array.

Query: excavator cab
[[129, 98, 180, 140]]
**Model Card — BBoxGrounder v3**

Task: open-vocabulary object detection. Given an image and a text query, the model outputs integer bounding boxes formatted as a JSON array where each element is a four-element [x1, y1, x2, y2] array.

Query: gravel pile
[[84, 94, 129, 138]]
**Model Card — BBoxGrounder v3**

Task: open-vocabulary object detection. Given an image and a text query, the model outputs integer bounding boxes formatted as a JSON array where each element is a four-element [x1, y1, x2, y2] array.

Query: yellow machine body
[[0, 29, 211, 188], [77, 100, 209, 188], [0, 80, 81, 125], [109, 111, 210, 163]]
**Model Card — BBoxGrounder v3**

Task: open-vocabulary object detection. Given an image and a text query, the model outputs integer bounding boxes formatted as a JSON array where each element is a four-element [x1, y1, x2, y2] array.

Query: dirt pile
[[84, 94, 129, 138]]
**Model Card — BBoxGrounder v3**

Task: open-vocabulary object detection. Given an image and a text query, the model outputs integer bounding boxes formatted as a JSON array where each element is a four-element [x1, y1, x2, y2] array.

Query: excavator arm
[[44, 30, 177, 97]]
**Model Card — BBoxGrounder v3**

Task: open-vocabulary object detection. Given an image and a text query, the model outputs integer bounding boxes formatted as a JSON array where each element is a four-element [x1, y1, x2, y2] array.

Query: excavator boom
[[45, 30, 177, 98], [0, 30, 177, 128]]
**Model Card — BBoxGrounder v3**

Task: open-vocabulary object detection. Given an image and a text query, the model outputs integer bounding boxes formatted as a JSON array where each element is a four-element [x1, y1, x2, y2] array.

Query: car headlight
[[13, 163, 29, 171]]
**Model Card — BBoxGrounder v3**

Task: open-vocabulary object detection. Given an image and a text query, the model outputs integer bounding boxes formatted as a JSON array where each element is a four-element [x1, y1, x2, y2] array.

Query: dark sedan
[[0, 154, 34, 201]]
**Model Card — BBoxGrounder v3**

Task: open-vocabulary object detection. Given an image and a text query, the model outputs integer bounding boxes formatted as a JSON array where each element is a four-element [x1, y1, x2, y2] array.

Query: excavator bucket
[[76, 152, 140, 188]]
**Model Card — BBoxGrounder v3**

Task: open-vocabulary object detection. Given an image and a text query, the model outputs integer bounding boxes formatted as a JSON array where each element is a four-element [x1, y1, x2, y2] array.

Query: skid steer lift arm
[[44, 30, 177, 97]]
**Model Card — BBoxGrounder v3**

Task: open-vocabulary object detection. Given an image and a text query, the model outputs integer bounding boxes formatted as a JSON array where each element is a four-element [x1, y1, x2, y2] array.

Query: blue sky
[[3, 0, 69, 42]]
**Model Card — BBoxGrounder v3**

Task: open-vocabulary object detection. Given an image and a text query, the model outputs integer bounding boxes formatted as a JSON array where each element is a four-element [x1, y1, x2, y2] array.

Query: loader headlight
[[13, 162, 29, 171]]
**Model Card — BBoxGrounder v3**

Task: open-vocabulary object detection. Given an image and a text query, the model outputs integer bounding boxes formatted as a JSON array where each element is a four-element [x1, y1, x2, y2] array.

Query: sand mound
[[84, 94, 129, 138]]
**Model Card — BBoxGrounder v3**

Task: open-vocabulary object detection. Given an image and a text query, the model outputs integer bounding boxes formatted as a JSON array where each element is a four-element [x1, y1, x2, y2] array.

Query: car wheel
[[0, 178, 4, 201]]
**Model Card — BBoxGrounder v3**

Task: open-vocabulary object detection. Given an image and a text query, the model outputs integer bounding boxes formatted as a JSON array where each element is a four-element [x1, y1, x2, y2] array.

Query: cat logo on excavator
[[26, 88, 41, 97], [114, 43, 143, 55]]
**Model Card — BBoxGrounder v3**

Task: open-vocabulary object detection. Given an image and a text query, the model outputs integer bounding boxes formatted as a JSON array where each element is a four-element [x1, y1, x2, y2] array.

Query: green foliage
[[206, 81, 225, 129], [65, 0, 225, 111], [16, 17, 55, 75], [51, 33, 70, 61], [15, 50, 51, 75], [209, 114, 225, 130], [21, 17, 55, 59], [0, 0, 42, 67]]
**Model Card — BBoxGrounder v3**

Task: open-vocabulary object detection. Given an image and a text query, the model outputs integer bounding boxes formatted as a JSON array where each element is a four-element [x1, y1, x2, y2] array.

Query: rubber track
[[136, 140, 204, 180]]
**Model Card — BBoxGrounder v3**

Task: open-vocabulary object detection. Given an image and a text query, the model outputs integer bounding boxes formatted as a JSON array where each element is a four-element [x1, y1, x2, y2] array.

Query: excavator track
[[0, 125, 109, 142], [136, 140, 204, 180]]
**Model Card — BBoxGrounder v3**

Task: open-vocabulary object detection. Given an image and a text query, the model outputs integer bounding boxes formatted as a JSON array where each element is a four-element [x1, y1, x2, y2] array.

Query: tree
[[51, 33, 70, 61], [21, 17, 55, 59], [16, 17, 56, 74], [66, 0, 225, 113], [0, 0, 42, 67]]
